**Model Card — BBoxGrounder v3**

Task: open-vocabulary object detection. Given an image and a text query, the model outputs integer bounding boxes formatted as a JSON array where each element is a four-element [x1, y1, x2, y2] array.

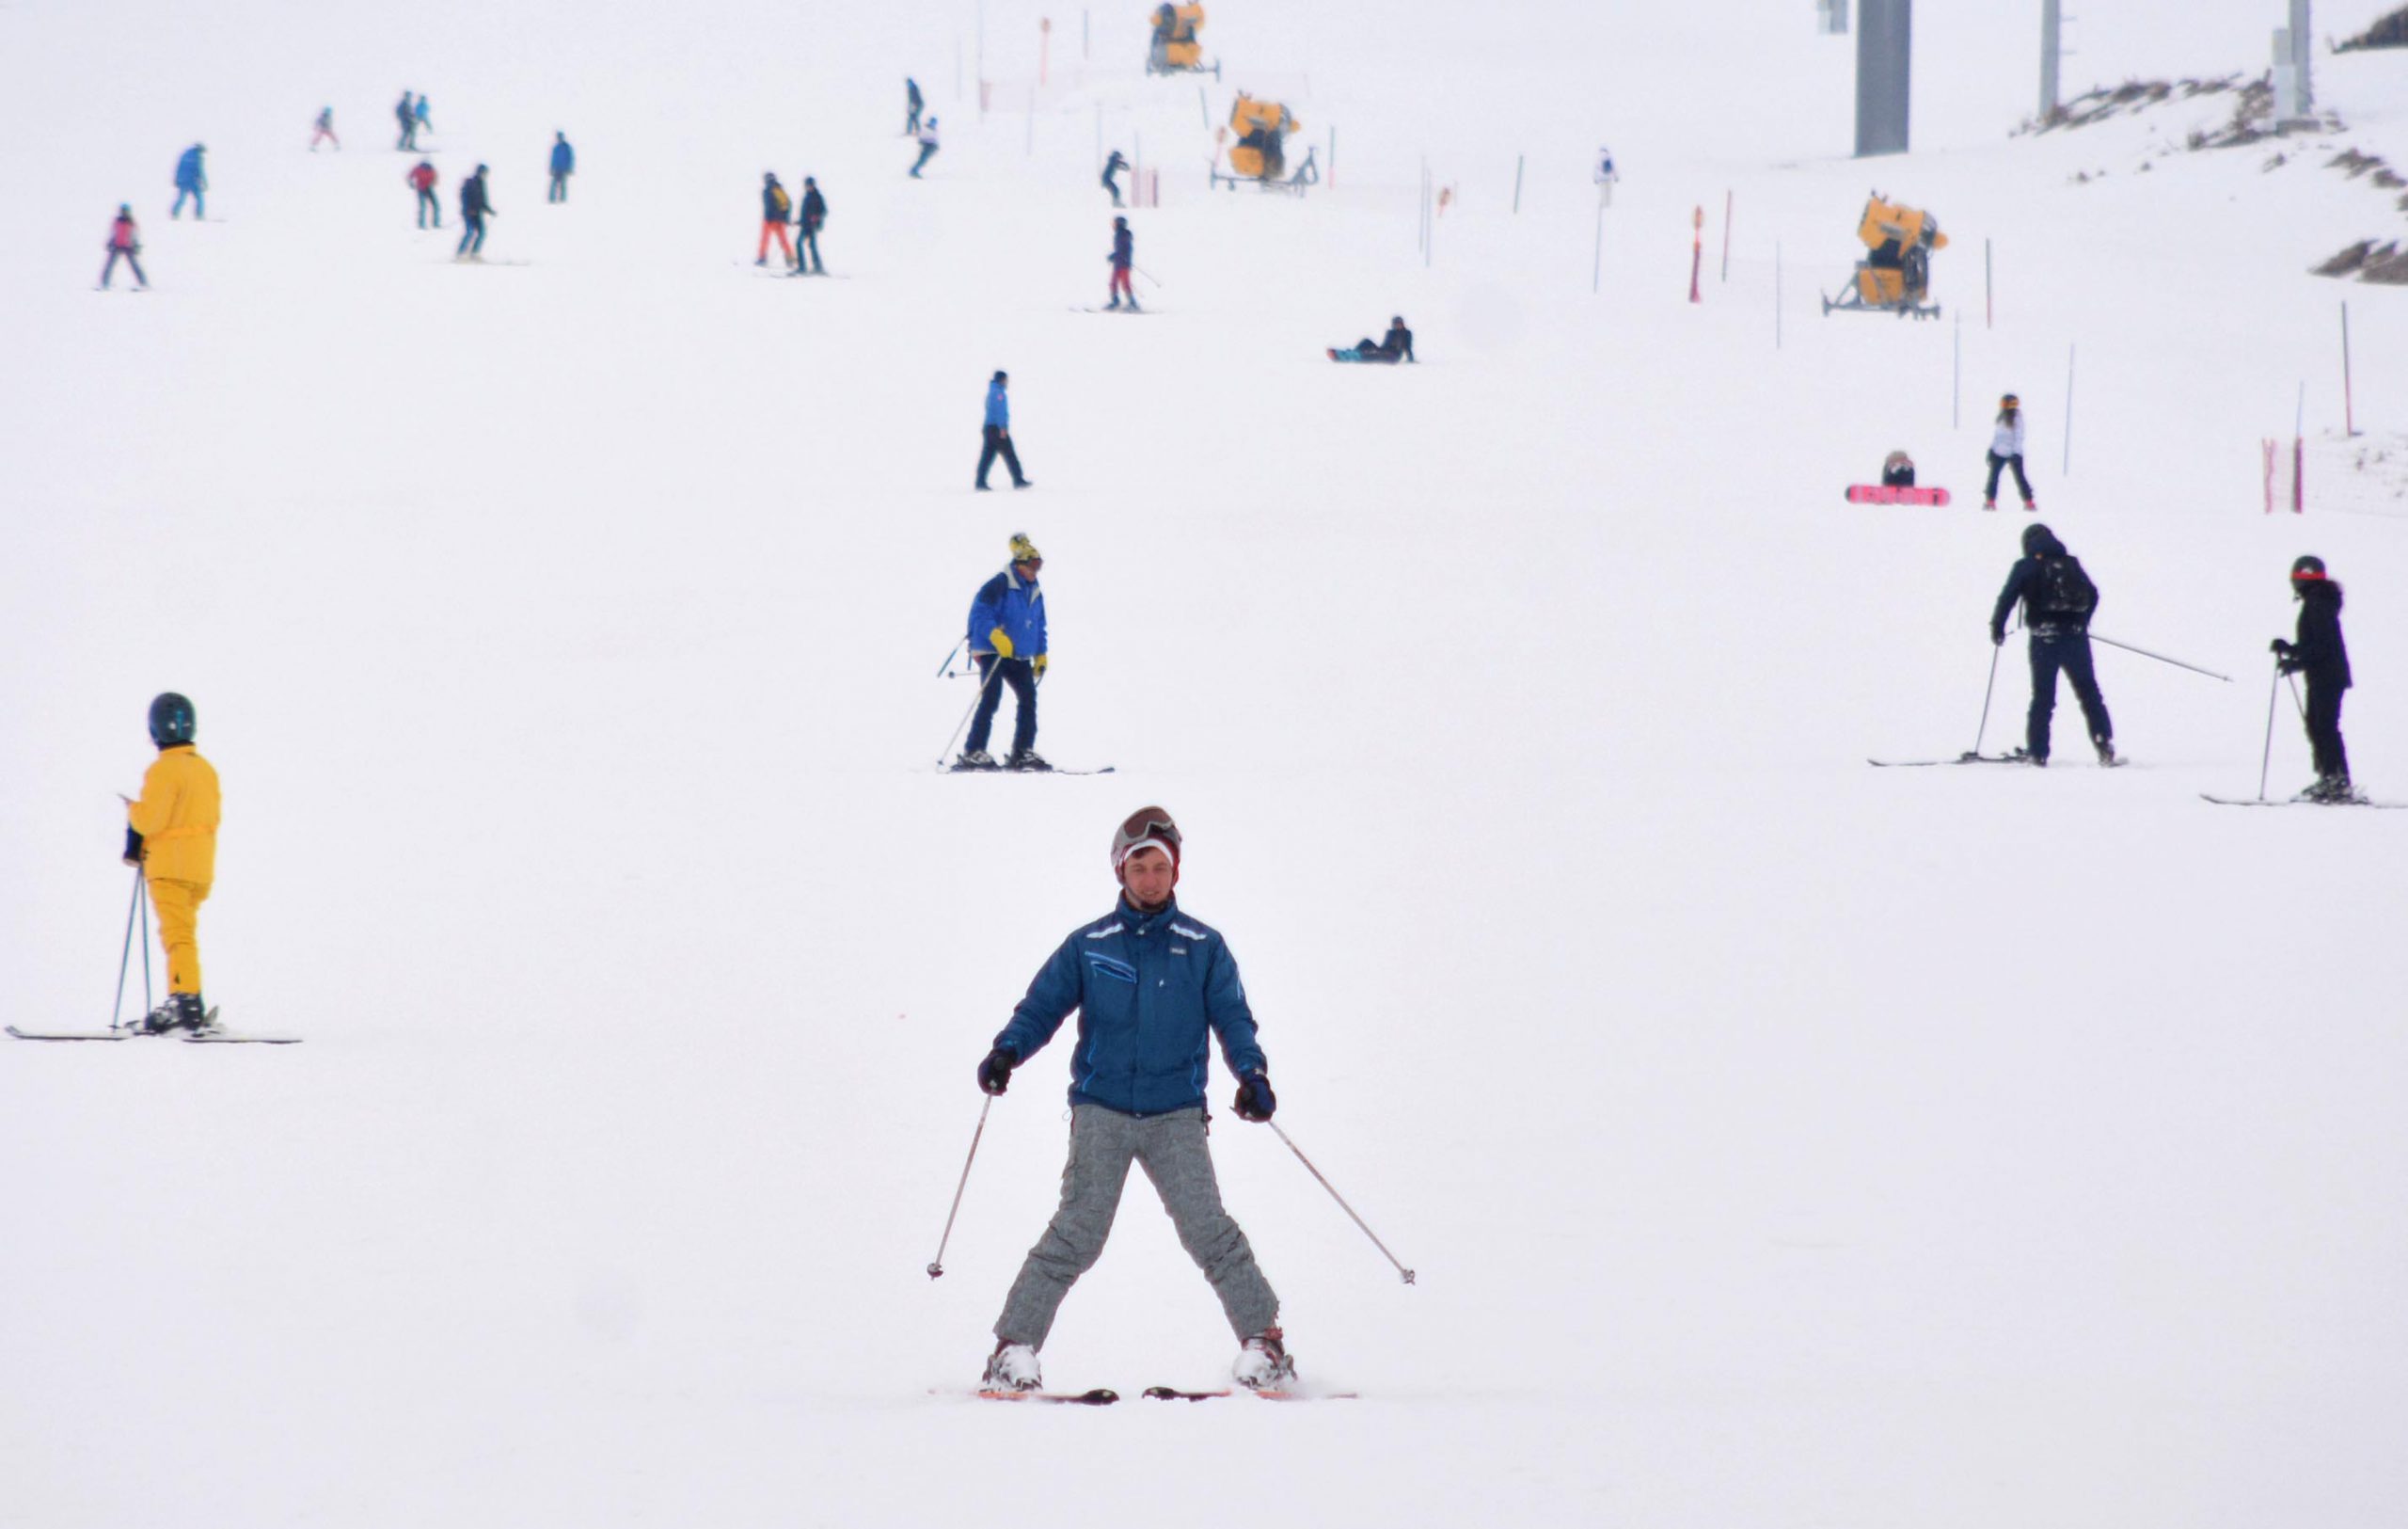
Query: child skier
[[99, 205, 148, 290], [121, 693, 221, 1033], [2273, 555, 2356, 802], [311, 107, 340, 151], [171, 143, 207, 219], [548, 132, 575, 202], [911, 117, 940, 178], [1984, 392, 2036, 512], [757, 173, 795, 266], [975, 806, 1292, 1394], [1106, 216, 1138, 311], [956, 534, 1048, 771], [1989, 523, 2115, 766], [409, 159, 441, 227]]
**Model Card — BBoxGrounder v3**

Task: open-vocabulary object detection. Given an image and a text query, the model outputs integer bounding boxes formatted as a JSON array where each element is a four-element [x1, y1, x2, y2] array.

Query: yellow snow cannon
[[1212, 94, 1313, 194], [1146, 4, 1217, 77], [1823, 193, 1948, 320]]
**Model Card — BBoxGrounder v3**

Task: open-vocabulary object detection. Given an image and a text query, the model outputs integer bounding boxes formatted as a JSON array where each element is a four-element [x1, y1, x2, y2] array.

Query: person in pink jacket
[[100, 205, 148, 290]]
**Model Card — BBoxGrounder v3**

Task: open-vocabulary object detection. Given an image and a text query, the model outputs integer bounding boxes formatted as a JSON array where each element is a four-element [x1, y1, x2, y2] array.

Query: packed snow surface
[[5, 2, 2407, 1525]]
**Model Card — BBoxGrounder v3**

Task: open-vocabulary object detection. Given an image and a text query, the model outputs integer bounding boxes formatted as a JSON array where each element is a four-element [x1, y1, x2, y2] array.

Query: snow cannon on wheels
[[1146, 4, 1218, 77], [1822, 193, 1947, 320], [1212, 95, 1312, 195]]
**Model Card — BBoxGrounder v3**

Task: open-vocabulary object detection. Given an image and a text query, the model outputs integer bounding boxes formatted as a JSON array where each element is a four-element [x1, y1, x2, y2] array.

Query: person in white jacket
[[911, 117, 941, 178], [1984, 393, 2036, 512]]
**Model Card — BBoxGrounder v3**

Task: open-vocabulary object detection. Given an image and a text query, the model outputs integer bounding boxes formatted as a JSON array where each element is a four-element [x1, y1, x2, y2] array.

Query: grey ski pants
[[994, 1103, 1277, 1348]]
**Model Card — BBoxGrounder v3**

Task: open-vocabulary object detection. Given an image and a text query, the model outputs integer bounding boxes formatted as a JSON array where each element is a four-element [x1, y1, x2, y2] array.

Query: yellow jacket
[[129, 744, 220, 884]]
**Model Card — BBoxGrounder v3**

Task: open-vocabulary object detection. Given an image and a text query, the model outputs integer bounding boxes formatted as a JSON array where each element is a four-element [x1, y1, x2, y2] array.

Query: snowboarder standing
[[1984, 392, 2036, 512], [120, 693, 220, 1033], [975, 806, 1293, 1394], [171, 143, 207, 219], [974, 370, 1031, 492], [455, 165, 495, 260], [408, 159, 441, 227], [1989, 523, 2115, 767], [310, 107, 340, 151], [956, 534, 1050, 772], [99, 205, 147, 290], [906, 77, 924, 135], [547, 132, 575, 202], [2273, 554, 2355, 801], [396, 91, 419, 151], [792, 176, 826, 274], [1106, 215, 1138, 311], [911, 116, 940, 178], [757, 172, 795, 266], [1101, 149, 1129, 207]]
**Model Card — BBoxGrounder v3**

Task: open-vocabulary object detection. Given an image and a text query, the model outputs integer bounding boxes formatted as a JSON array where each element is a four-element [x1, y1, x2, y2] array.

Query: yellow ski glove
[[989, 628, 1014, 659]]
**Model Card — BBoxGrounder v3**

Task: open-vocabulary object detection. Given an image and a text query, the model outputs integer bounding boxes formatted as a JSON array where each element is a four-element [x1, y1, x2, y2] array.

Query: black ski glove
[[2271, 639, 2291, 658], [1232, 1071, 1275, 1123], [1990, 628, 2005, 647], [977, 1046, 1019, 1096]]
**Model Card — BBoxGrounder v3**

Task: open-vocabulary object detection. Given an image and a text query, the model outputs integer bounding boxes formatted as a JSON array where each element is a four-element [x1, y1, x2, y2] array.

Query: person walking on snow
[[310, 107, 340, 151], [975, 806, 1293, 1394], [1106, 216, 1139, 311], [974, 370, 1031, 491], [791, 176, 826, 274], [414, 94, 433, 138], [120, 693, 221, 1033], [906, 77, 924, 135], [1990, 522, 2115, 767], [455, 165, 495, 260], [1101, 149, 1129, 207], [171, 143, 207, 219], [408, 159, 441, 227], [757, 172, 795, 266], [2273, 555, 2356, 802], [548, 132, 575, 201], [99, 205, 148, 290], [1984, 392, 2036, 511], [396, 91, 419, 151], [956, 534, 1050, 772], [911, 116, 940, 178]]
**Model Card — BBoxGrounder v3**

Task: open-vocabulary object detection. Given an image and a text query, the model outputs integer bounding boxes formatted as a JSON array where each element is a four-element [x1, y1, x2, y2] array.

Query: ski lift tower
[[1855, 0, 1910, 156]]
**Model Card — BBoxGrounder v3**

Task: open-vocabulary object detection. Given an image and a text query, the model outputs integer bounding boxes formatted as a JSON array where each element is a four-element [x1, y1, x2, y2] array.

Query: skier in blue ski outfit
[[955, 534, 1048, 771], [171, 144, 207, 219], [548, 133, 575, 201]]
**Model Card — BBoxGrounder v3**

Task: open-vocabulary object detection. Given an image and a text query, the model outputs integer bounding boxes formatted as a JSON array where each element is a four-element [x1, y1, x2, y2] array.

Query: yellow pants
[[149, 877, 211, 995]]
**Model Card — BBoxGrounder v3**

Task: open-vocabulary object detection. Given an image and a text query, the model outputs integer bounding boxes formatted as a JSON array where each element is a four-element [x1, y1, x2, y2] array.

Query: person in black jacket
[[2273, 554, 2355, 801], [1101, 149, 1129, 207], [1989, 522, 2115, 766], [455, 166, 495, 260], [792, 176, 827, 275], [1106, 216, 1137, 310]]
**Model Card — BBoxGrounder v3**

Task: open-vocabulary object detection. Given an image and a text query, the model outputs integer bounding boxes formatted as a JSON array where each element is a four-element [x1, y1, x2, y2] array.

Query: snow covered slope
[[4, 3, 2406, 1526]]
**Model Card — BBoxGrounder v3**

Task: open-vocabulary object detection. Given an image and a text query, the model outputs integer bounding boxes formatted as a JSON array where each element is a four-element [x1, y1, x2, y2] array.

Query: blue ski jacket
[[984, 380, 1010, 428], [550, 139, 575, 175], [995, 896, 1267, 1117], [966, 566, 1045, 659], [174, 147, 205, 190]]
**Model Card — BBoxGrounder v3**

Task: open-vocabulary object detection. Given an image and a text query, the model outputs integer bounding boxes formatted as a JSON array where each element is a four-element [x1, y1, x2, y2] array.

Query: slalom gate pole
[[2087, 633, 2230, 683], [936, 661, 1002, 766], [1266, 1122, 1416, 1285], [110, 864, 144, 1030], [1971, 639, 2004, 757], [927, 1094, 993, 1279], [935, 640, 962, 677], [2258, 662, 2283, 801]]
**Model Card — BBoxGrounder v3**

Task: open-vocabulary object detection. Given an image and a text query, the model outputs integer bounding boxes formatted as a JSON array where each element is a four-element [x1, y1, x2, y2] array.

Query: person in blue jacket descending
[[974, 369, 1030, 490], [955, 533, 1049, 771], [547, 132, 575, 201], [974, 806, 1293, 1395], [171, 144, 207, 219]]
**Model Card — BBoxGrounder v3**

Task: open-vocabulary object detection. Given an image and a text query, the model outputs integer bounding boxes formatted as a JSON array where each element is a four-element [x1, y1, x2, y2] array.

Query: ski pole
[[109, 863, 144, 1031], [2287, 671, 2308, 721], [2087, 632, 2231, 683], [138, 874, 152, 1015], [1266, 1122, 1416, 1285], [927, 1094, 993, 1279], [1969, 639, 2004, 759], [1134, 264, 1162, 289], [935, 639, 962, 678], [2258, 661, 2283, 801], [936, 660, 1002, 766]]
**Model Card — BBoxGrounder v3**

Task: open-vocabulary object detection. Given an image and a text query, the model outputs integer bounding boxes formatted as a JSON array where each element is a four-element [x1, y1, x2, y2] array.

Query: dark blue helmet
[[149, 692, 196, 746]]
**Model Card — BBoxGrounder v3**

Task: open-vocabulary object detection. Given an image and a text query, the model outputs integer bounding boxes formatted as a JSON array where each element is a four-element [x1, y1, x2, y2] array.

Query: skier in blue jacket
[[974, 370, 1030, 490], [171, 144, 207, 219], [547, 133, 575, 201], [975, 806, 1292, 1395], [955, 533, 1049, 771]]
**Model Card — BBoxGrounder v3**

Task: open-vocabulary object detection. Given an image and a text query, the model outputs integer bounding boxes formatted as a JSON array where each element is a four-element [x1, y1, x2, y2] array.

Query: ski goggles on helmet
[[1111, 808, 1181, 870]]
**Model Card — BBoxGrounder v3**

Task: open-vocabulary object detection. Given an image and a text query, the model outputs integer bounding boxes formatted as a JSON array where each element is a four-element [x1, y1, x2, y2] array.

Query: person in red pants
[[757, 173, 795, 267], [1106, 216, 1138, 311]]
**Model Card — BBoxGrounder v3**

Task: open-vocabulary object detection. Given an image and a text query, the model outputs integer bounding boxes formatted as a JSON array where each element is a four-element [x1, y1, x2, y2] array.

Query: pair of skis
[[8, 1017, 300, 1044], [964, 1385, 1353, 1406]]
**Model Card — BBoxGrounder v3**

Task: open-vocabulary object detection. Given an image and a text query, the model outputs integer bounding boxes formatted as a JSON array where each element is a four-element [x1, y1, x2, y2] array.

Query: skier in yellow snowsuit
[[122, 693, 220, 1032]]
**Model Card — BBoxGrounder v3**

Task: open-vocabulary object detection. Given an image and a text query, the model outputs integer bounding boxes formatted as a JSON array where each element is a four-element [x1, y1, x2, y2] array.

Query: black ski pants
[[1986, 451, 2035, 505], [2305, 677, 2350, 782], [2028, 629, 2112, 761], [976, 425, 1025, 488], [966, 655, 1038, 757]]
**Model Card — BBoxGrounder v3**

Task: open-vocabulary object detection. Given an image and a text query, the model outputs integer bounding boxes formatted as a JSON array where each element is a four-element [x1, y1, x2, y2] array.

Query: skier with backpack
[[1989, 523, 2115, 767], [455, 165, 495, 260], [2272, 555, 2355, 802], [120, 693, 221, 1033], [757, 172, 795, 266], [955, 533, 1048, 772], [974, 805, 1294, 1395]]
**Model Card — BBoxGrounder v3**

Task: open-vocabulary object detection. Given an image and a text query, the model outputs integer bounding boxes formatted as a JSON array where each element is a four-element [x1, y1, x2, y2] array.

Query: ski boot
[[2302, 774, 2357, 804], [1233, 1328, 1297, 1392], [953, 749, 1000, 772], [1006, 749, 1053, 772], [2093, 735, 2119, 767], [981, 1340, 1042, 1393], [141, 993, 209, 1034], [1982, 498, 1998, 511], [2022, 500, 2038, 513]]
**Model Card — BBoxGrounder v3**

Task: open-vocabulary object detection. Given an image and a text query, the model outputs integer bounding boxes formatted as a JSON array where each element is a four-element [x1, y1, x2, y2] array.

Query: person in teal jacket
[[974, 806, 1292, 1396]]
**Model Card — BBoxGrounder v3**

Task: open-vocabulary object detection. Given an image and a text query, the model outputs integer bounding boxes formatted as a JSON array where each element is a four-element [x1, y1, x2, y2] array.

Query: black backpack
[[2032, 554, 2098, 620]]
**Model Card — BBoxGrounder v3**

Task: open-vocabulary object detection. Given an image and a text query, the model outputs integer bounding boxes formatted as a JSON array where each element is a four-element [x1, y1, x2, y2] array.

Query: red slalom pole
[[1688, 206, 1703, 303]]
